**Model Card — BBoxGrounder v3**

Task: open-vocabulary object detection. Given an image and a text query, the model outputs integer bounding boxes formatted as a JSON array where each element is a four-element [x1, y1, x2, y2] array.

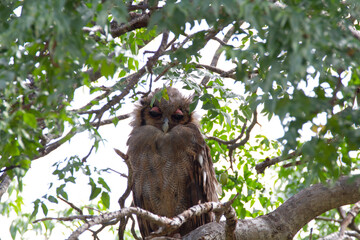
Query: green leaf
[[41, 202, 48, 216], [10, 223, 17, 239], [189, 96, 199, 113], [30, 199, 40, 219], [56, 184, 68, 200], [65, 176, 76, 183], [89, 178, 101, 200], [89, 187, 101, 200], [101, 192, 110, 209], [23, 112, 37, 128], [100, 61, 115, 78], [48, 196, 58, 204], [98, 177, 111, 192]]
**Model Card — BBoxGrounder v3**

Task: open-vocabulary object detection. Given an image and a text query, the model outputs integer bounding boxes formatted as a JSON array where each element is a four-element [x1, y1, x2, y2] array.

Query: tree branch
[[196, 64, 236, 79], [114, 148, 133, 240], [255, 151, 301, 174], [183, 175, 360, 240], [207, 120, 246, 145], [63, 200, 235, 240], [316, 216, 342, 223], [228, 110, 257, 150], [206, 110, 257, 169], [201, 25, 235, 86], [94, 31, 169, 122], [319, 231, 360, 240], [0, 173, 11, 201], [110, 13, 150, 38], [32, 173, 360, 240], [33, 113, 130, 161], [339, 201, 360, 237]]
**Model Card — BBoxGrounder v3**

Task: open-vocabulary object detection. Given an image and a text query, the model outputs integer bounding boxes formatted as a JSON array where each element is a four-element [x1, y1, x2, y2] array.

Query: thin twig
[[95, 31, 169, 122], [107, 168, 128, 178], [58, 196, 84, 215], [207, 121, 247, 145], [196, 64, 236, 79], [130, 215, 141, 240], [255, 151, 301, 174], [154, 62, 178, 82], [33, 114, 130, 161], [114, 148, 132, 240], [90, 114, 131, 127], [34, 215, 94, 223], [201, 25, 235, 86], [228, 110, 258, 150], [82, 145, 95, 163], [315, 216, 343, 223], [211, 36, 233, 47], [282, 160, 305, 168]]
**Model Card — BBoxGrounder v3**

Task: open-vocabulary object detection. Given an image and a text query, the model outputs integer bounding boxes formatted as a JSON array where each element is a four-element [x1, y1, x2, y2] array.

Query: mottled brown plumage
[[127, 87, 219, 238]]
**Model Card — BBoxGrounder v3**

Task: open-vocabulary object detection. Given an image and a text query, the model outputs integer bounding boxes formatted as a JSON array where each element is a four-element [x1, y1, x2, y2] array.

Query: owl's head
[[131, 87, 195, 132]]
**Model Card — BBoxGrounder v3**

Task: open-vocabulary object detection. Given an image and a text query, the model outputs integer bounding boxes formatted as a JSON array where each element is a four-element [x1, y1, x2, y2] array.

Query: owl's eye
[[149, 106, 162, 118], [172, 109, 184, 121]]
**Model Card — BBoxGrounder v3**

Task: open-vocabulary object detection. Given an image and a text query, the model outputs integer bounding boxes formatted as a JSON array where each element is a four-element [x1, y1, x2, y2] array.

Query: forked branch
[[34, 197, 238, 240]]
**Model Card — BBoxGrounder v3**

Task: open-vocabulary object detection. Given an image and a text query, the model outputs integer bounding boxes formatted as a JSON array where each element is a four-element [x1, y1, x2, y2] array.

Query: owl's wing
[[178, 123, 220, 234]]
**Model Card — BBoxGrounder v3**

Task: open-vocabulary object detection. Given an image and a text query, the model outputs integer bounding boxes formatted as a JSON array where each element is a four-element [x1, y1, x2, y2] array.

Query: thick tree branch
[[183, 175, 360, 239]]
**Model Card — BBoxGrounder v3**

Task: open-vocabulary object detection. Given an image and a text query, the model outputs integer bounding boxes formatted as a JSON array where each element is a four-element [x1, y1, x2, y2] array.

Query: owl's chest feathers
[[129, 126, 203, 193], [141, 134, 197, 174]]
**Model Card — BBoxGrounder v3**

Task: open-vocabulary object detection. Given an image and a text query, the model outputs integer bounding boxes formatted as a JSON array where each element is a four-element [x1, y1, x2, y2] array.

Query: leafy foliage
[[0, 0, 359, 239]]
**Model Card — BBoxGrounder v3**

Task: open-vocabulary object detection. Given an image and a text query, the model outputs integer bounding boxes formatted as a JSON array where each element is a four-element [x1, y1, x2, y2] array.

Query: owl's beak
[[162, 117, 169, 133]]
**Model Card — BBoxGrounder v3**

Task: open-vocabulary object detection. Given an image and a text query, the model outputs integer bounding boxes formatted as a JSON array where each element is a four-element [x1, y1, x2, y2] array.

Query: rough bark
[[183, 175, 360, 240], [0, 173, 11, 200]]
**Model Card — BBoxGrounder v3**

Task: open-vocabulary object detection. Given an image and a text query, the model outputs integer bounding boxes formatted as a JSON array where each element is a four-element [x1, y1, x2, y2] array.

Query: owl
[[126, 87, 220, 238]]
